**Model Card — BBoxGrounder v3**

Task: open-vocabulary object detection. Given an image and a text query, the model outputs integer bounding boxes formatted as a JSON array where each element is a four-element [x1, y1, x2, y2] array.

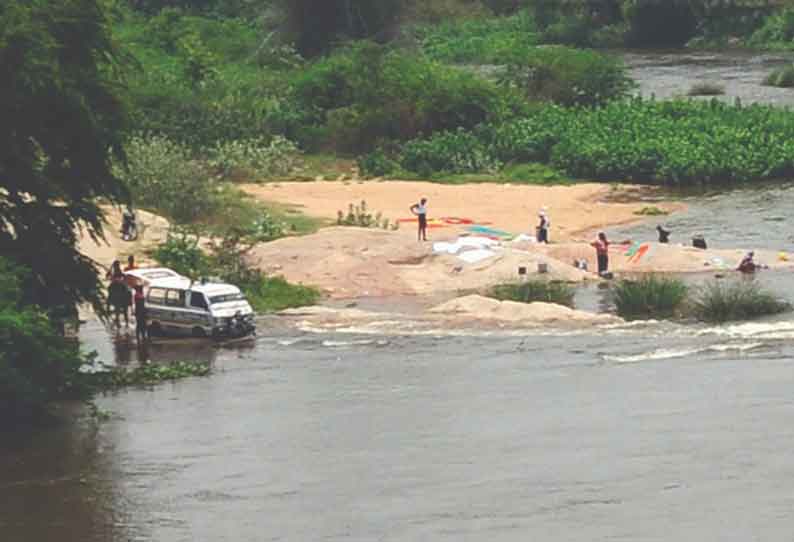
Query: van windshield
[[210, 292, 245, 305]]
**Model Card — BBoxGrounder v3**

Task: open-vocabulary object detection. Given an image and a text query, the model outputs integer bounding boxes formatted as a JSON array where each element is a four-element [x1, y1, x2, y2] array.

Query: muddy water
[[6, 55, 794, 541], [624, 50, 794, 107]]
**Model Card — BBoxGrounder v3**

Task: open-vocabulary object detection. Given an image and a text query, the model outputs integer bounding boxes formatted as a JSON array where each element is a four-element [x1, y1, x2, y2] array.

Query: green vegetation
[[1, 0, 128, 318], [290, 42, 513, 153], [89, 362, 211, 389], [764, 65, 794, 87], [610, 276, 790, 322], [337, 201, 397, 230], [612, 275, 689, 320], [488, 280, 575, 307], [151, 228, 321, 313], [414, 10, 539, 64], [0, 259, 93, 427], [377, 98, 794, 185], [687, 82, 726, 96], [691, 279, 790, 323], [500, 46, 634, 107], [634, 207, 669, 217]]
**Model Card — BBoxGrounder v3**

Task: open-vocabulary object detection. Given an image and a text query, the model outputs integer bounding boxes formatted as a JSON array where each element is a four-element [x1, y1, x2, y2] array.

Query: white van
[[144, 276, 256, 339]]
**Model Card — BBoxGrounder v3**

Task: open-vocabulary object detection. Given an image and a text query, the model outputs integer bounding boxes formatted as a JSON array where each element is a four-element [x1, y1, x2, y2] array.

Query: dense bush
[[389, 98, 794, 184], [500, 46, 634, 107], [748, 8, 794, 49], [290, 42, 510, 152], [150, 228, 213, 279], [691, 279, 790, 323], [612, 275, 688, 320], [764, 65, 794, 88], [622, 0, 698, 47], [400, 129, 501, 176], [0, 259, 92, 427], [488, 280, 575, 307], [414, 10, 538, 63], [114, 134, 218, 223], [206, 135, 302, 180]]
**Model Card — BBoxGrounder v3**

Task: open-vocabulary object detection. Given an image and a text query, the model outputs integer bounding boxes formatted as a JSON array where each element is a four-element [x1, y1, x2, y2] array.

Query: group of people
[[106, 255, 148, 342]]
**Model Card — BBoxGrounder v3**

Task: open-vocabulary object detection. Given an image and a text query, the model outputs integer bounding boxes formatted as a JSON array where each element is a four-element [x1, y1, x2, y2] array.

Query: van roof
[[124, 267, 183, 281], [147, 276, 242, 296]]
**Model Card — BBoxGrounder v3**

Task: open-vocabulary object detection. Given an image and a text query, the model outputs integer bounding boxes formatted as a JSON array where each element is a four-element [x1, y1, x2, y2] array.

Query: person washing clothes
[[537, 210, 550, 244], [656, 225, 670, 244], [737, 251, 758, 273]]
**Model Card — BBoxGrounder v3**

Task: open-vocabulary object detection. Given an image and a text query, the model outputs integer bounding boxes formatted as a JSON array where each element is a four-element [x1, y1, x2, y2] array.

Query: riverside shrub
[[692, 279, 790, 323], [400, 128, 502, 176], [391, 98, 794, 185], [612, 275, 688, 320], [290, 42, 506, 152], [500, 46, 634, 107], [0, 259, 92, 427], [414, 10, 539, 63], [489, 280, 575, 307]]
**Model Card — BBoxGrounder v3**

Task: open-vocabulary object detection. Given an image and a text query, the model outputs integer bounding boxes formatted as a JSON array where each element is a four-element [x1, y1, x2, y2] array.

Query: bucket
[[537, 262, 548, 274]]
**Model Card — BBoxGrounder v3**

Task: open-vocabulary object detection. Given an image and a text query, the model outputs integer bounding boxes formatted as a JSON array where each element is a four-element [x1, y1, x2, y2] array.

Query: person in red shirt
[[591, 232, 610, 276]]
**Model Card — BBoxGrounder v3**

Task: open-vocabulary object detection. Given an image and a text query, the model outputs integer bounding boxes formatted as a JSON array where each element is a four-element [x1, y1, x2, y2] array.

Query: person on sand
[[537, 211, 550, 244], [410, 198, 428, 241], [590, 232, 610, 276], [656, 225, 670, 244], [124, 254, 137, 272], [737, 251, 758, 273], [133, 285, 148, 343]]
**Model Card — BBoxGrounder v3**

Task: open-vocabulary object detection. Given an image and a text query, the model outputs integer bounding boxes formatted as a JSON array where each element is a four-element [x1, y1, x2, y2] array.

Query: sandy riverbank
[[242, 181, 680, 240]]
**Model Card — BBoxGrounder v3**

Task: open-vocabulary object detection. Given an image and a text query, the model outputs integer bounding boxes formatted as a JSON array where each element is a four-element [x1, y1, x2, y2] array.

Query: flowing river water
[[4, 52, 794, 541]]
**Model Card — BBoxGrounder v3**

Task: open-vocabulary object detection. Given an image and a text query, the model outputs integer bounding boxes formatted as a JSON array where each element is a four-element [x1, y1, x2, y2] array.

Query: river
[[4, 51, 794, 541]]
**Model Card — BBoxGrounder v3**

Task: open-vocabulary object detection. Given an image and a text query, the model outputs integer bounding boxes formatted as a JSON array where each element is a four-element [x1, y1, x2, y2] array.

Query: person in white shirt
[[410, 198, 428, 241]]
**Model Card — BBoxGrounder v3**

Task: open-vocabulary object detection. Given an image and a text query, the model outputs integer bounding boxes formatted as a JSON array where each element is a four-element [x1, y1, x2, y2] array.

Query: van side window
[[165, 289, 185, 307], [190, 292, 209, 310], [148, 288, 166, 304]]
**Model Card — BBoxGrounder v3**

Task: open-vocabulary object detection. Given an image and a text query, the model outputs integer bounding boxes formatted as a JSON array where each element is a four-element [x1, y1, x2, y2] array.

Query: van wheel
[[148, 322, 162, 337], [191, 327, 207, 338]]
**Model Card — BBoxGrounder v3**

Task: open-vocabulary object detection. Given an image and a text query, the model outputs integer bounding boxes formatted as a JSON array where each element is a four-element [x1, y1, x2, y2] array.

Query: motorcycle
[[225, 311, 256, 338], [121, 209, 138, 241]]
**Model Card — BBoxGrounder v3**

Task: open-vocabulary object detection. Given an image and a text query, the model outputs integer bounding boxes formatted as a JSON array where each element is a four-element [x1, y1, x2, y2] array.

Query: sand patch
[[242, 181, 681, 241], [429, 295, 620, 325]]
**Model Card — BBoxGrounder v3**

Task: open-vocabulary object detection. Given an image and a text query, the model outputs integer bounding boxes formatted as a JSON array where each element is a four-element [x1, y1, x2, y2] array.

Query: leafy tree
[[280, 0, 404, 56], [0, 0, 129, 318], [0, 258, 91, 427]]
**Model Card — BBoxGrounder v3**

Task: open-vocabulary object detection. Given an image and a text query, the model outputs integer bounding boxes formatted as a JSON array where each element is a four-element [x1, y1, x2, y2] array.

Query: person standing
[[133, 285, 148, 343], [537, 211, 550, 244], [590, 232, 610, 276], [410, 198, 429, 242], [124, 254, 137, 271], [106, 260, 130, 326]]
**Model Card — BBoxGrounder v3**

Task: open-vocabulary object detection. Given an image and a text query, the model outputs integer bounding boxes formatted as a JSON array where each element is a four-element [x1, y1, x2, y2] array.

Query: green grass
[[634, 206, 669, 217], [200, 184, 322, 236], [612, 275, 688, 320], [488, 280, 575, 307], [691, 279, 790, 323], [243, 276, 321, 313]]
